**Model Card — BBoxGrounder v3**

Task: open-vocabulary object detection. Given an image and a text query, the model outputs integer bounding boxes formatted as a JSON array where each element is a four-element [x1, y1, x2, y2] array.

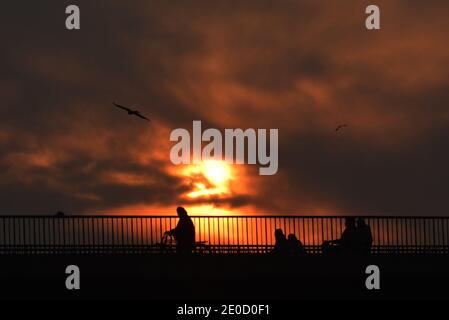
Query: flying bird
[[113, 102, 150, 122], [335, 124, 348, 132]]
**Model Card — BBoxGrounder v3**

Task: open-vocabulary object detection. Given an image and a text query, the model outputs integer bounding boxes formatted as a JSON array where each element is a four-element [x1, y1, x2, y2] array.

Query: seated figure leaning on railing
[[356, 218, 373, 254], [164, 207, 195, 254], [322, 217, 358, 254], [271, 228, 306, 255], [322, 217, 373, 254]]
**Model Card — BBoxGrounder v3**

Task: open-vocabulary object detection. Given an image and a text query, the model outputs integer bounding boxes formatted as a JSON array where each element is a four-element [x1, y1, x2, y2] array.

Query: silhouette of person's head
[[275, 228, 286, 241], [357, 218, 367, 228], [176, 206, 188, 218], [287, 234, 298, 242], [345, 217, 356, 229]]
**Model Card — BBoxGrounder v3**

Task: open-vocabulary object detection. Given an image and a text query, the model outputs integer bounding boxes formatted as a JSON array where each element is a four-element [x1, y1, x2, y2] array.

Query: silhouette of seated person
[[356, 218, 373, 254], [271, 228, 288, 254], [322, 217, 358, 254], [287, 234, 306, 255], [165, 207, 195, 254]]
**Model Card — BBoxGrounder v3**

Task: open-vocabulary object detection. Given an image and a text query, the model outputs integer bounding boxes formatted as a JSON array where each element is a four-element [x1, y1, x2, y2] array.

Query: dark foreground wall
[[0, 254, 448, 301]]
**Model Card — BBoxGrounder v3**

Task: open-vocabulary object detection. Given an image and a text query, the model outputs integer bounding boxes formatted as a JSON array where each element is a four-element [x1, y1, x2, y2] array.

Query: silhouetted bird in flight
[[335, 124, 348, 132], [113, 102, 150, 122]]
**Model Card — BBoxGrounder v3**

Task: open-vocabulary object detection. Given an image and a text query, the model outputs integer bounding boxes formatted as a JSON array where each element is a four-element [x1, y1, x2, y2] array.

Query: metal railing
[[0, 215, 448, 254]]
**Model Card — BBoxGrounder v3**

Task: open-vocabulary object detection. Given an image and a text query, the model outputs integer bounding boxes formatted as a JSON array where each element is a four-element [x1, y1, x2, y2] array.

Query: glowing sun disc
[[202, 160, 230, 185]]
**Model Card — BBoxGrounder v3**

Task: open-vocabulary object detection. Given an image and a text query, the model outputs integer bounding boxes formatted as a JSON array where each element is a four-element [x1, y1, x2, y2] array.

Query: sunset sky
[[1, 0, 448, 215]]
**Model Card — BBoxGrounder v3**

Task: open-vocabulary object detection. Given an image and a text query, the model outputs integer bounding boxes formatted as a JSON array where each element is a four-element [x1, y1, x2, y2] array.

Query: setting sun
[[181, 160, 233, 199], [202, 161, 231, 185]]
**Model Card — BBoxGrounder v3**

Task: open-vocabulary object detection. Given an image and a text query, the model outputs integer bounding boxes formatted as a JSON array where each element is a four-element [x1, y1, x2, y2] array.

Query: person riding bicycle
[[164, 207, 195, 254]]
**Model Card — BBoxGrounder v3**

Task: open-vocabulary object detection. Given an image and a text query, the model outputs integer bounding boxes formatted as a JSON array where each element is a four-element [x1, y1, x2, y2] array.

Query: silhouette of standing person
[[165, 207, 195, 254], [322, 217, 358, 254], [356, 218, 373, 254], [272, 228, 288, 254]]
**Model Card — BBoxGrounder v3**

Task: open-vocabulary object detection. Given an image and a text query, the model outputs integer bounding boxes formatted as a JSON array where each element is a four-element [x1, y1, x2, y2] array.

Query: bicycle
[[157, 233, 211, 254]]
